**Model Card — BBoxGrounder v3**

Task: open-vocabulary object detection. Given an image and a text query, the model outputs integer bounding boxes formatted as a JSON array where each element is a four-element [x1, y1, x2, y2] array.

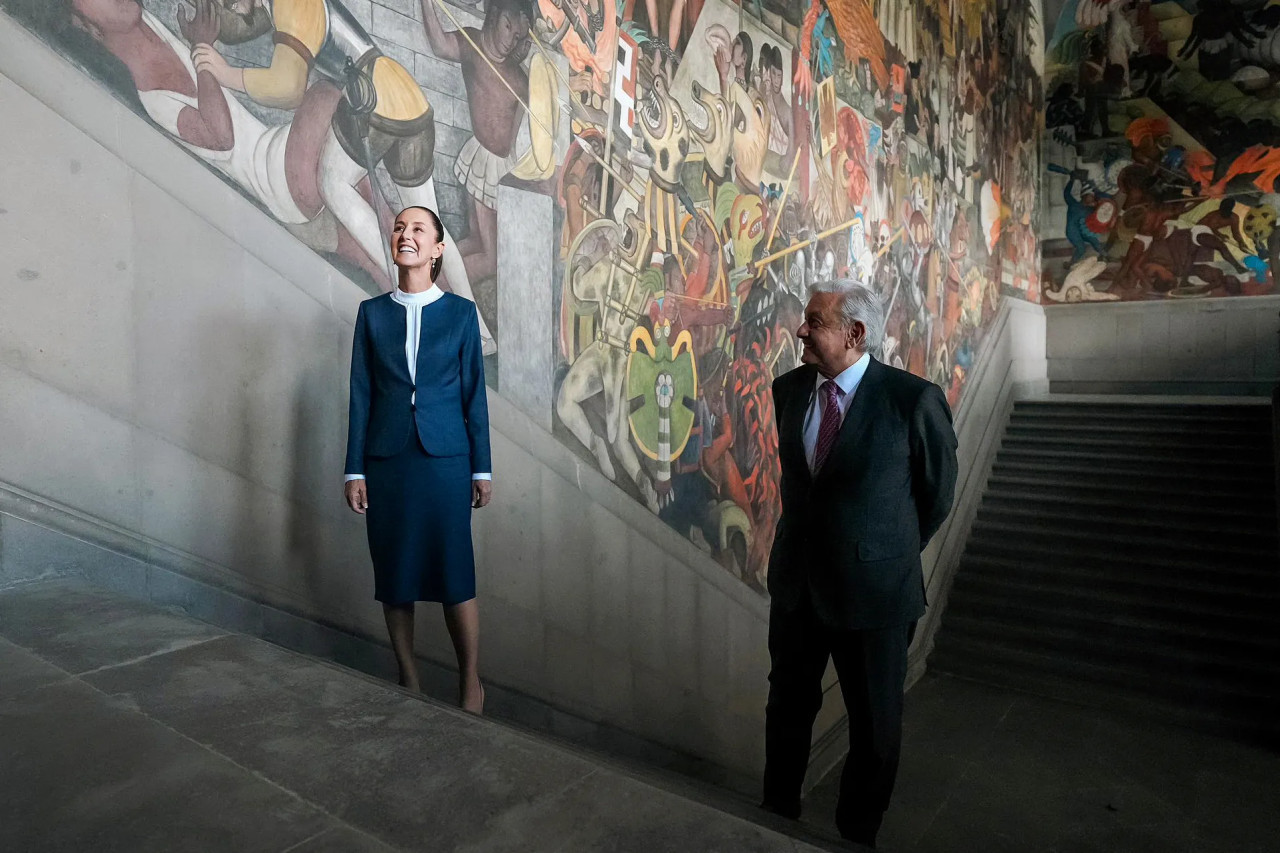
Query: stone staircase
[[931, 398, 1280, 746]]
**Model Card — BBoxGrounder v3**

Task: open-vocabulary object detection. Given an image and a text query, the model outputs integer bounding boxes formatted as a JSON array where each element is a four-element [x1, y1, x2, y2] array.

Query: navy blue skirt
[[365, 435, 476, 606]]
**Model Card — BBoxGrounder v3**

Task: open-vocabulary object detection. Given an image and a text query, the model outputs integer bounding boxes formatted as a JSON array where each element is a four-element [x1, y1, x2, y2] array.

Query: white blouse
[[391, 284, 444, 405], [345, 285, 491, 483]]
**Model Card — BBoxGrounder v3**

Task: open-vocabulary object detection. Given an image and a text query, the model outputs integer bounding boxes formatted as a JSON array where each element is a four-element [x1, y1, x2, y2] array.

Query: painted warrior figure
[[197, 0, 496, 353]]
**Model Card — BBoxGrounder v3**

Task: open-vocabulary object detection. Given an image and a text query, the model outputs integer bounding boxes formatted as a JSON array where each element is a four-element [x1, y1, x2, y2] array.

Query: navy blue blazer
[[345, 292, 491, 476]]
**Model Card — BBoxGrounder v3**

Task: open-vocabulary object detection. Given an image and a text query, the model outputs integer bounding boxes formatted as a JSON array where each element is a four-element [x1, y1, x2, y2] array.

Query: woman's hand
[[192, 44, 244, 91], [472, 480, 492, 509], [345, 480, 368, 514]]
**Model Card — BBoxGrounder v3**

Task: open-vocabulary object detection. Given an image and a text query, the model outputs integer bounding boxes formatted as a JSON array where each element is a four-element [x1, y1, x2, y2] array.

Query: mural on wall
[[1043, 0, 1280, 302], [1, 0, 1042, 591]]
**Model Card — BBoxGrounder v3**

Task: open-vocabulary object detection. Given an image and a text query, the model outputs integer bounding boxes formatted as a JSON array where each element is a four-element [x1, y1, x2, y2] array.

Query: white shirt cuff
[[344, 474, 365, 482], [472, 473, 492, 481]]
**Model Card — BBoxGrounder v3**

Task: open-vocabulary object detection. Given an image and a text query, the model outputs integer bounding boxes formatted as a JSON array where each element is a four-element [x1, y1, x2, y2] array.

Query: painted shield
[[510, 50, 559, 181], [626, 323, 698, 463]]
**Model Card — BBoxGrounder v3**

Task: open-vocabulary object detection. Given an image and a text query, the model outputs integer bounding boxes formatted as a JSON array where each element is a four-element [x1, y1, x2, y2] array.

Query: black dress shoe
[[838, 815, 881, 849], [758, 799, 802, 820]]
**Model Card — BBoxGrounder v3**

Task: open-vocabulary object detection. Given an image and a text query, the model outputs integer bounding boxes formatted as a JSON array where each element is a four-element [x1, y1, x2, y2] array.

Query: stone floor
[[0, 579, 828, 853], [5, 576, 1279, 853], [805, 672, 1280, 853]]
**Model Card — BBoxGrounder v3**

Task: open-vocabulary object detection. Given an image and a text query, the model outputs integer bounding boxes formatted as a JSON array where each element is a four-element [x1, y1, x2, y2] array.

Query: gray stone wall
[[1046, 297, 1280, 395]]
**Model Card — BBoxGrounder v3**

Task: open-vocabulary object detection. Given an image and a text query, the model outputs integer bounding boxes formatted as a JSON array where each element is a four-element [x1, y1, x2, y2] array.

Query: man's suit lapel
[[781, 366, 816, 486], [814, 356, 883, 485]]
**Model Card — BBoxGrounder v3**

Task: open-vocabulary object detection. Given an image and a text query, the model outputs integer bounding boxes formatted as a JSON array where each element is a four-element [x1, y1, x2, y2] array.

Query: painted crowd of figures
[[1045, 0, 1280, 302]]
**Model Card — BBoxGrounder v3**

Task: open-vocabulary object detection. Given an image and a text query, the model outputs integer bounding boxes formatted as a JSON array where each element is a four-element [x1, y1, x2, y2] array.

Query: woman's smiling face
[[391, 209, 443, 272]]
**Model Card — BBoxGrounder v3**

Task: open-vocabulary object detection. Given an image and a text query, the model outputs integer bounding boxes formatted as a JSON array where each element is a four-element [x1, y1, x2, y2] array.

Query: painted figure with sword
[[193, 0, 497, 354]]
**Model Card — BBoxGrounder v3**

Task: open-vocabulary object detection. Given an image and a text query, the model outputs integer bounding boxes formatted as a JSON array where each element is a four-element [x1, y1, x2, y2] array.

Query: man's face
[[798, 292, 862, 376], [492, 10, 528, 59]]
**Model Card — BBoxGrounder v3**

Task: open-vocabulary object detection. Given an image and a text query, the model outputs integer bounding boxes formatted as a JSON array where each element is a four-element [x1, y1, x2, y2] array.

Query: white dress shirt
[[346, 285, 491, 483], [802, 352, 870, 473]]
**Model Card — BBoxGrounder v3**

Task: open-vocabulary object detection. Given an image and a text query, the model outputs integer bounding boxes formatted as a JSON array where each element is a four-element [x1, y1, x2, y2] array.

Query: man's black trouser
[[762, 597, 913, 844]]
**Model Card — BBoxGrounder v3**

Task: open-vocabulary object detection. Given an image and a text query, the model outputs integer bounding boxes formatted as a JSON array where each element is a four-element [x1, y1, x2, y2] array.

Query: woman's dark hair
[[734, 30, 754, 82], [398, 206, 445, 281], [760, 43, 779, 73]]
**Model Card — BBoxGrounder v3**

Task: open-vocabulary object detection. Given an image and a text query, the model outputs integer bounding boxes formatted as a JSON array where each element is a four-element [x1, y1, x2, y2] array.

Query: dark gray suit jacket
[[768, 357, 958, 630]]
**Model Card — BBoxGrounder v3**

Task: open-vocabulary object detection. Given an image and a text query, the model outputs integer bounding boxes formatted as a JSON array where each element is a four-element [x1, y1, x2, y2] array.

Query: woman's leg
[[444, 598, 483, 713], [382, 603, 420, 692]]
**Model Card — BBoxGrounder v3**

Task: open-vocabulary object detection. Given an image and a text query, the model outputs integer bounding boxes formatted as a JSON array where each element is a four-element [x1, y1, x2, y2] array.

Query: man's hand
[[345, 480, 368, 514], [192, 44, 245, 91], [472, 480, 492, 509], [568, 71, 595, 97], [655, 477, 675, 510], [178, 0, 220, 46]]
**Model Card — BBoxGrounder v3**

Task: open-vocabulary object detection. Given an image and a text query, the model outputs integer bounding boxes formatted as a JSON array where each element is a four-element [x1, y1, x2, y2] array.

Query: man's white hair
[[809, 279, 887, 353]]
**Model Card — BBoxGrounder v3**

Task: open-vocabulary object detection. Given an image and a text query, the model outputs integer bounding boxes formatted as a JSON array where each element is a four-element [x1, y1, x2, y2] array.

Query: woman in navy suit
[[344, 206, 492, 714]]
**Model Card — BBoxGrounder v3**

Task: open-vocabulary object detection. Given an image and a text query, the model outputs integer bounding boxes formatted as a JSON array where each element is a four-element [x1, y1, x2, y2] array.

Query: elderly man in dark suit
[[761, 279, 958, 848]]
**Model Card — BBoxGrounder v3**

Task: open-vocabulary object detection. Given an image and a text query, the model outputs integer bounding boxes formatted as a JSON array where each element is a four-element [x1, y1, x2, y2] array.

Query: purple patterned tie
[[813, 379, 843, 472]]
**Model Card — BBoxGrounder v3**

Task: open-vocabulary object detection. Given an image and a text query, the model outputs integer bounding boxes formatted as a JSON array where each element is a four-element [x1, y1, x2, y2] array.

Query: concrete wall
[[1046, 297, 1280, 395], [0, 15, 774, 786]]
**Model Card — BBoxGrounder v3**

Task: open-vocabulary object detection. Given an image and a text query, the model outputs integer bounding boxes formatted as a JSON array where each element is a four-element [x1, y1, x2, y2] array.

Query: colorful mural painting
[[1, 0, 1043, 591], [1044, 0, 1280, 302]]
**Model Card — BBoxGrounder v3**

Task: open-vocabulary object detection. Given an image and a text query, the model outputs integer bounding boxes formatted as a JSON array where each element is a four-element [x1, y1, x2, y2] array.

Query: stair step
[[950, 572, 1279, 630], [944, 589, 1280, 653], [970, 512, 1279, 557], [938, 612, 1280, 683], [1004, 423, 1272, 447], [1007, 411, 1273, 434], [929, 642, 1279, 744], [1000, 437, 1272, 464], [982, 487, 1274, 524], [985, 474, 1277, 512], [964, 534, 1279, 585], [996, 447, 1271, 478], [989, 461, 1276, 494], [1013, 402, 1272, 421], [955, 554, 1280, 606], [976, 500, 1278, 541], [931, 635, 1277, 709]]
